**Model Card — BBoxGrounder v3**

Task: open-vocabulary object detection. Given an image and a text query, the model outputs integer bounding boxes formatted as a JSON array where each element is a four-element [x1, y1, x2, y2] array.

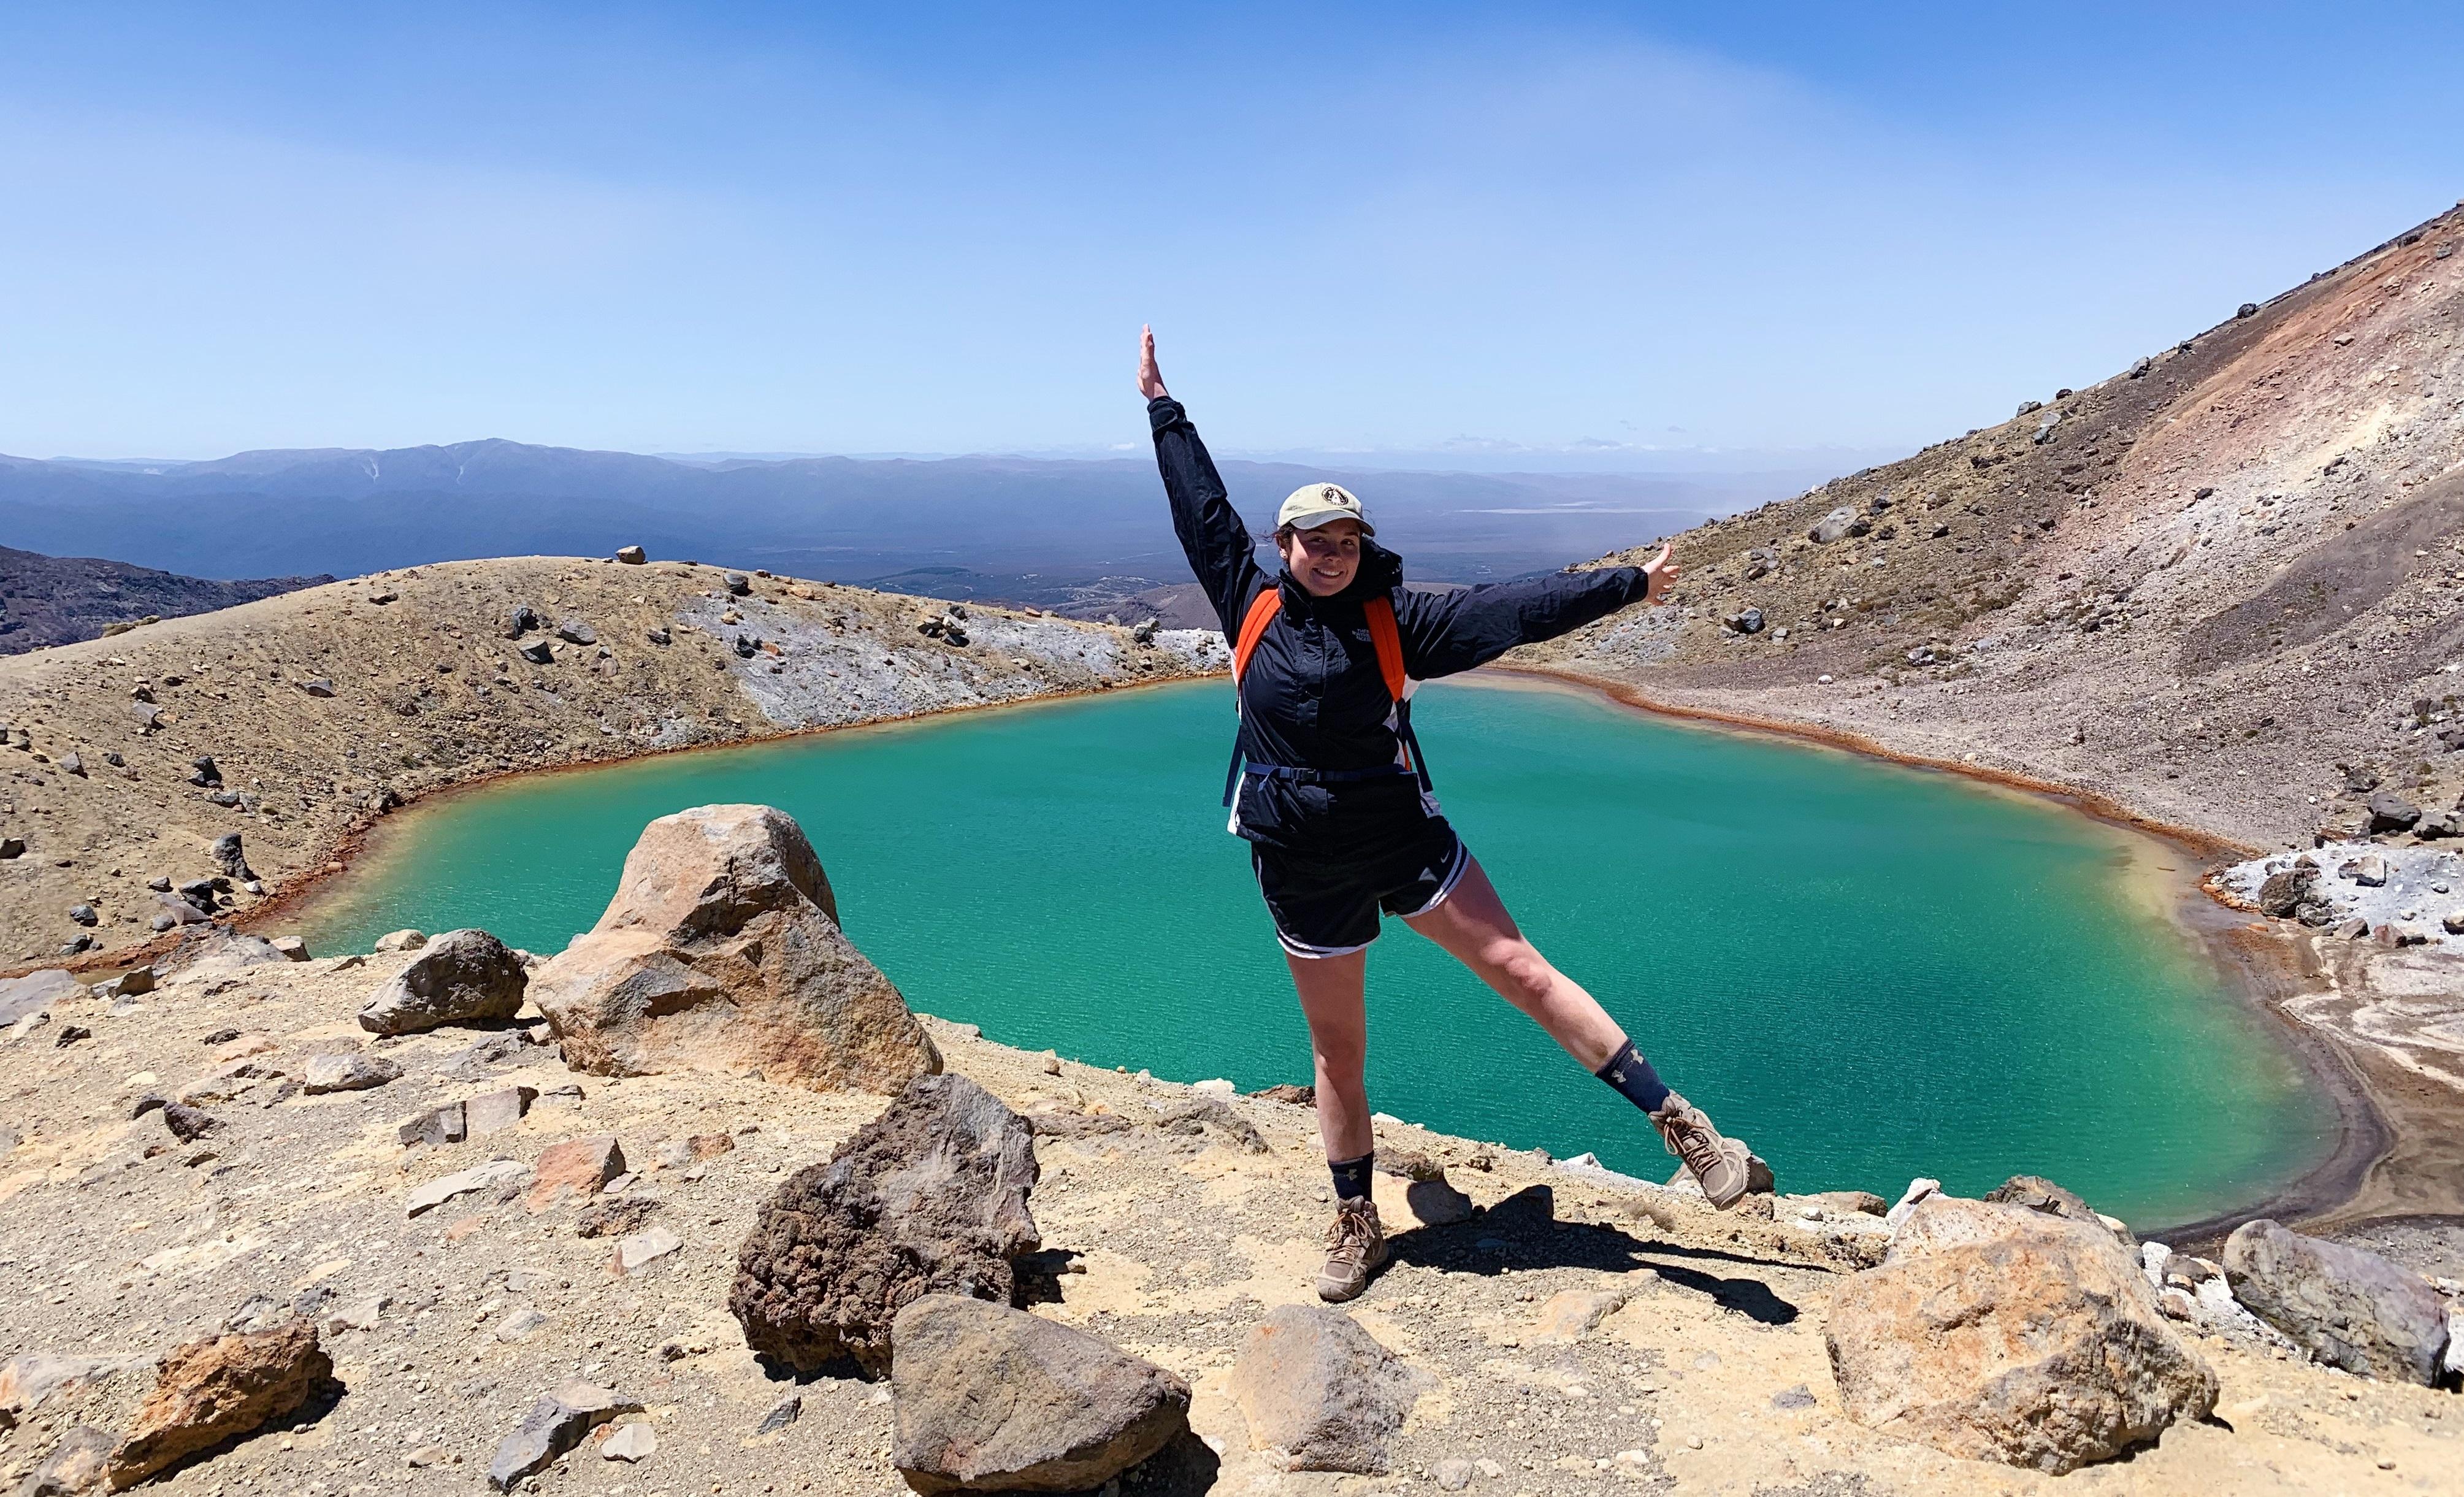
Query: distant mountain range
[[0, 545, 332, 654], [1, 442, 1820, 608]]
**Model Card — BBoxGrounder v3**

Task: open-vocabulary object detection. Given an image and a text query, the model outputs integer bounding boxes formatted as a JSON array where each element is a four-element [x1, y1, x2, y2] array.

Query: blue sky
[[0, 2, 2455, 465]]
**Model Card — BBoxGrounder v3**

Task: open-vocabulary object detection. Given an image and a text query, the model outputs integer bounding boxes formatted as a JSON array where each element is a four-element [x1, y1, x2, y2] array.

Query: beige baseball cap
[[1276, 481, 1373, 535]]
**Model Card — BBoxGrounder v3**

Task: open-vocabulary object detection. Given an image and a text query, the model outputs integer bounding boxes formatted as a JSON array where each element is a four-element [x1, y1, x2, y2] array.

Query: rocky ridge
[[1520, 201, 2464, 857], [0, 554, 1223, 965]]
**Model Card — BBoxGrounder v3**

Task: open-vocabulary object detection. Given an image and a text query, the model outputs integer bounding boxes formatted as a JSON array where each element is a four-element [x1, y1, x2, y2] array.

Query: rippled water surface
[[301, 676, 2331, 1224]]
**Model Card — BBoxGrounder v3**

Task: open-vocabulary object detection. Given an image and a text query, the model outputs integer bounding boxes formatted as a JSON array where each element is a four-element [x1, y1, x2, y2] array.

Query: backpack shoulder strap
[[1230, 588, 1280, 683], [1363, 595, 1409, 702]]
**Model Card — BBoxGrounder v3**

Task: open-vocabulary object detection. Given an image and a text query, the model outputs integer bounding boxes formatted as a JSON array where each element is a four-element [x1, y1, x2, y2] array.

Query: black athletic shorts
[[1250, 813, 1471, 959]]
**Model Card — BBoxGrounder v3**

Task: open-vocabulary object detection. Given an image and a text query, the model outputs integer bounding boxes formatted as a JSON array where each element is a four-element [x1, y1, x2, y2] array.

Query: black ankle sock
[[1595, 1039, 1671, 1114], [1329, 1152, 1374, 1201]]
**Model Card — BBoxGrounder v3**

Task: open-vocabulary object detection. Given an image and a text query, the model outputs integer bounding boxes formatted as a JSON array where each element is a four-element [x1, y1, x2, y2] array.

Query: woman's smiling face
[[1280, 518, 1362, 597]]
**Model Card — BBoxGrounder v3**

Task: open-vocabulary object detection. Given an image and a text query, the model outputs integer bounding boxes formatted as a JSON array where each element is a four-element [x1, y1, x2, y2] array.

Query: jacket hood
[[1278, 537, 1404, 611]]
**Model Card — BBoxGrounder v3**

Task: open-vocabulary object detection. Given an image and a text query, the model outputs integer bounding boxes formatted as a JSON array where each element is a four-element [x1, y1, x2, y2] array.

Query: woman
[[1136, 328, 1754, 1304]]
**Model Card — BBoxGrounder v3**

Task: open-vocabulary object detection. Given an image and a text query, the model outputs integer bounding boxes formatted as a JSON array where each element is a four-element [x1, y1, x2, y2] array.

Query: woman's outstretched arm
[[1142, 326, 1268, 631], [1392, 544, 1677, 679]]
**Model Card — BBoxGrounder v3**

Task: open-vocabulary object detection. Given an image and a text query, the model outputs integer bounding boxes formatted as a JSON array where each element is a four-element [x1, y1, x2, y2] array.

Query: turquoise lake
[[297, 675, 2332, 1226]]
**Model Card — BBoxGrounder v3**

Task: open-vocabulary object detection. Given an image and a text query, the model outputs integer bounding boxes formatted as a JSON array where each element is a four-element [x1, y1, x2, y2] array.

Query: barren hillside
[[0, 548, 332, 656], [0, 557, 1220, 965], [1523, 202, 2464, 854]]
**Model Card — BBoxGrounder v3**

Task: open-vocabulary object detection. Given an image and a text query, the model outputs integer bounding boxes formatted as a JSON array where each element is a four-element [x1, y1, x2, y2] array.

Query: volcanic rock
[[1983, 1174, 2135, 1247], [396, 1101, 467, 1147], [485, 1382, 641, 1491], [525, 1135, 626, 1212], [0, 969, 80, 1026], [528, 805, 939, 1090], [1228, 1304, 1426, 1474], [2255, 865, 2318, 918], [21, 1425, 113, 1497], [729, 1071, 1037, 1377], [2223, 1219, 2451, 1384], [102, 1318, 330, 1489], [356, 928, 527, 1035], [300, 1052, 400, 1094], [405, 1158, 527, 1217], [2365, 792, 2421, 833], [890, 1295, 1191, 1494], [1824, 1196, 2215, 1472], [1809, 507, 1858, 544]]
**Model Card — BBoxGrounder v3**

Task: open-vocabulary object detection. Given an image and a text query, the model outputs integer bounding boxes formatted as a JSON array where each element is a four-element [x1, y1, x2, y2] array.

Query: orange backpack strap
[[1230, 588, 1280, 684], [1363, 595, 1409, 702]]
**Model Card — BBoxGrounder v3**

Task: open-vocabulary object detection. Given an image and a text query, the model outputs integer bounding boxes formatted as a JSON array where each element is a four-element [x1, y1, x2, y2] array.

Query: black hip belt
[[1243, 762, 1415, 784]]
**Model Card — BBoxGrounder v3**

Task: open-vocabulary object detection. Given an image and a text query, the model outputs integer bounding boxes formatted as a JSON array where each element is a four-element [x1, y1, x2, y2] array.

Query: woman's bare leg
[[1284, 948, 1375, 1162], [1403, 856, 1627, 1070]]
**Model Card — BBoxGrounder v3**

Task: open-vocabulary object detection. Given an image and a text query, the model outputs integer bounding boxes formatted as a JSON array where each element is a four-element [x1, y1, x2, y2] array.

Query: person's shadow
[[1384, 1184, 1804, 1326]]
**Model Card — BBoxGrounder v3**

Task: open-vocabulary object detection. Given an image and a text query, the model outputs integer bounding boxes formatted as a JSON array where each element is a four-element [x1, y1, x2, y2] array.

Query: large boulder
[[1228, 1304, 1426, 1474], [729, 1072, 1038, 1376], [2222, 1219, 2451, 1384], [357, 929, 528, 1035], [890, 1296, 1190, 1493], [1824, 1196, 2216, 1474], [104, 1319, 331, 1488], [529, 805, 939, 1091]]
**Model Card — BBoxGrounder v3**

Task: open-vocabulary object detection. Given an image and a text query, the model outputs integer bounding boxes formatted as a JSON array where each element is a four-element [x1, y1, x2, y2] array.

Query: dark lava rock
[[2365, 792, 2422, 835], [729, 1072, 1039, 1377], [2256, 865, 2319, 918], [356, 928, 529, 1035], [890, 1295, 1191, 1495], [2224, 1220, 2452, 1384], [725, 572, 752, 596], [516, 638, 554, 665], [645, 627, 671, 646], [554, 618, 596, 645], [616, 545, 646, 565], [504, 605, 543, 638], [486, 1382, 640, 1491], [161, 1103, 220, 1142], [187, 756, 221, 788], [210, 832, 254, 881]]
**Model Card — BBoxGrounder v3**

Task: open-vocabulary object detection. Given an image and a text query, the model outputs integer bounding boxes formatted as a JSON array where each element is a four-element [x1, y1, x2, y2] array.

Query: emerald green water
[[299, 676, 2330, 1225]]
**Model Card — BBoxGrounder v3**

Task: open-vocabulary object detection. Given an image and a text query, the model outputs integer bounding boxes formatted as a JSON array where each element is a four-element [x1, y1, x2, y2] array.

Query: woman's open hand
[[1641, 543, 1679, 603], [1137, 325, 1169, 400]]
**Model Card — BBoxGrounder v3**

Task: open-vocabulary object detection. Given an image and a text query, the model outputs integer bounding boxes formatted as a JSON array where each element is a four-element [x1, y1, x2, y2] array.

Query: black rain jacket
[[1149, 396, 1653, 854]]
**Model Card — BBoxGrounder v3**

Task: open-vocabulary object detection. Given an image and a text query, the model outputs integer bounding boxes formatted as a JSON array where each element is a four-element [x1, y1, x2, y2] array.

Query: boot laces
[[1325, 1200, 1379, 1263]]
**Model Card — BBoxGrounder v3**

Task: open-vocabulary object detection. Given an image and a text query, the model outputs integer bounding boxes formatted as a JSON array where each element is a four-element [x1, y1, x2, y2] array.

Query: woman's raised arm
[[1142, 327, 1268, 631], [1391, 544, 1675, 679]]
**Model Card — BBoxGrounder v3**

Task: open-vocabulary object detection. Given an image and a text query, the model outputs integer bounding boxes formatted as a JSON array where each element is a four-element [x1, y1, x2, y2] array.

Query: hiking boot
[[1315, 1196, 1388, 1303], [1650, 1091, 1752, 1210]]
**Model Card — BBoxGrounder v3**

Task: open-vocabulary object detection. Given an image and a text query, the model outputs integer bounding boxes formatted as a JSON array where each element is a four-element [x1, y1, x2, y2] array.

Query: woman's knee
[[1312, 1035, 1368, 1084], [1489, 942, 1557, 1008]]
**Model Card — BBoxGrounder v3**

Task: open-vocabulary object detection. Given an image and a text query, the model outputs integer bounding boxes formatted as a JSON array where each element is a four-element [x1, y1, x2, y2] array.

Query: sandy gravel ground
[[2, 944, 2455, 1497]]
